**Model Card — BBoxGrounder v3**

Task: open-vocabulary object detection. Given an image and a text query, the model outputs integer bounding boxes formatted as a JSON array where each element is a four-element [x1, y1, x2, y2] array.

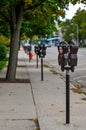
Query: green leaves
[[60, 8, 86, 42], [0, 0, 85, 39]]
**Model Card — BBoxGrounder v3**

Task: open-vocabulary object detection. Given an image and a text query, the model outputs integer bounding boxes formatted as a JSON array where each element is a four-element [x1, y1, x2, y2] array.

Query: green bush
[[0, 35, 10, 46], [0, 61, 7, 70], [0, 44, 7, 61], [82, 44, 86, 47]]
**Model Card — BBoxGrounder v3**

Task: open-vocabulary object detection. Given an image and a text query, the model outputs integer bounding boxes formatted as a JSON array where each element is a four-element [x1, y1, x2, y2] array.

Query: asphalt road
[[44, 46, 86, 91]]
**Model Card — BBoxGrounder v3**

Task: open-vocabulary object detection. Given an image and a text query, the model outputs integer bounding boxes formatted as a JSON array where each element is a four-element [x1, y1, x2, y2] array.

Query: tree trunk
[[6, 2, 24, 81], [6, 28, 20, 80]]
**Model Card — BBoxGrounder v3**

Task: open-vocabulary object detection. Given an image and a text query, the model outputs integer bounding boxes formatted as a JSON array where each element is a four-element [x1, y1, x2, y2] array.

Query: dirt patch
[[71, 87, 86, 95], [33, 118, 40, 130], [0, 78, 30, 83], [50, 69, 58, 75], [43, 64, 50, 68], [81, 98, 86, 101]]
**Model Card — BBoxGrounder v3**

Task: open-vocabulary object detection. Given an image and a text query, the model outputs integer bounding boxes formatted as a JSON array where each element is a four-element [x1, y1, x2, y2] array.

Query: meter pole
[[66, 67, 70, 124], [41, 57, 43, 81], [36, 54, 38, 68]]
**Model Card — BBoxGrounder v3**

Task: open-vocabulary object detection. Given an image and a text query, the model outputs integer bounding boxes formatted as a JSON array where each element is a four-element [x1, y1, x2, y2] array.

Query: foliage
[[60, 9, 86, 43], [81, 44, 86, 47], [0, 0, 84, 80], [0, 44, 7, 61], [0, 60, 7, 70], [0, 35, 10, 46], [59, 20, 73, 41], [0, 23, 10, 38], [21, 0, 86, 39], [72, 9, 86, 41], [21, 33, 30, 40], [21, 0, 68, 39], [0, 0, 82, 40]]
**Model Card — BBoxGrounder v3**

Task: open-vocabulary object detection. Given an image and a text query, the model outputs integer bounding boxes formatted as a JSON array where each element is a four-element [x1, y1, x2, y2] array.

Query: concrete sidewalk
[[0, 48, 37, 130], [0, 47, 86, 130], [28, 51, 86, 130]]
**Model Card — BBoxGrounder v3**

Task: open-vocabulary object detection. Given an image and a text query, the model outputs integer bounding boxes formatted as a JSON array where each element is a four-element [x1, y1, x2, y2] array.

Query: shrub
[[0, 44, 7, 61], [82, 44, 86, 47], [0, 61, 7, 70], [0, 35, 10, 46]]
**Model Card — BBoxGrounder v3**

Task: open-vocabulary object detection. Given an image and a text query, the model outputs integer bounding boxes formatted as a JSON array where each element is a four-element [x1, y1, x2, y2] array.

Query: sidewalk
[[28, 49, 86, 130], [0, 47, 37, 130], [0, 47, 86, 130]]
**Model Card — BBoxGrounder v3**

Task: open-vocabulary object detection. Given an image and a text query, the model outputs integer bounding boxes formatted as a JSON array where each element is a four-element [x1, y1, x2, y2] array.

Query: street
[[44, 46, 86, 91]]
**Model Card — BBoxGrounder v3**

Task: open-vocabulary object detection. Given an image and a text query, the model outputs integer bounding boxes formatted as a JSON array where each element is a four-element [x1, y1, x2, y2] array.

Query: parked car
[[45, 43, 51, 48], [55, 42, 60, 46]]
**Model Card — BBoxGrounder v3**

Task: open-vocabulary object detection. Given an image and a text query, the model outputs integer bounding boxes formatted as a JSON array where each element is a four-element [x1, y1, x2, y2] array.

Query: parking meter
[[38, 44, 46, 58], [58, 41, 78, 72], [34, 45, 40, 55], [27, 46, 31, 52], [34, 45, 40, 68], [68, 44, 78, 72], [37, 44, 46, 81], [58, 41, 78, 124], [34, 45, 37, 54], [58, 41, 68, 71], [42, 44, 46, 57]]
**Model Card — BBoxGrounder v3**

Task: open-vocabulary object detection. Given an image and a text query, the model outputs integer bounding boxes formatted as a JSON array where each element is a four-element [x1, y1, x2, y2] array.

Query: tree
[[59, 20, 72, 41], [72, 9, 86, 41], [60, 8, 86, 43], [21, 4, 57, 38], [0, 0, 83, 81], [0, 0, 47, 80]]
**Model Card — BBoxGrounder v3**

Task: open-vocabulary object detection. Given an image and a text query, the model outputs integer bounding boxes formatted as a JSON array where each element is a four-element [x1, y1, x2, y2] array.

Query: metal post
[[29, 51, 30, 62], [36, 54, 38, 68], [66, 68, 70, 124], [41, 57, 43, 81]]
